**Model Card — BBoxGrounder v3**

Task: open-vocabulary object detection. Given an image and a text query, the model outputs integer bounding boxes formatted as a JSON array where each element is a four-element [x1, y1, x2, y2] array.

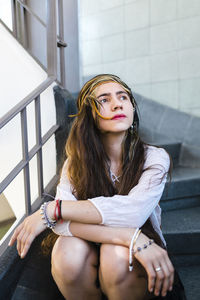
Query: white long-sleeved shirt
[[53, 145, 170, 246]]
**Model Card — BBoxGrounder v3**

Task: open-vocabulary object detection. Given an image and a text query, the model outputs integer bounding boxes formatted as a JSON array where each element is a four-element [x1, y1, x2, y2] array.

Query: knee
[[51, 237, 94, 284], [100, 244, 136, 287]]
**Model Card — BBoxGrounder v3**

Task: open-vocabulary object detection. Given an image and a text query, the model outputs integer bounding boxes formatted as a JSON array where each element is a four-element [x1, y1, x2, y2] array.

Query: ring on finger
[[155, 266, 162, 272]]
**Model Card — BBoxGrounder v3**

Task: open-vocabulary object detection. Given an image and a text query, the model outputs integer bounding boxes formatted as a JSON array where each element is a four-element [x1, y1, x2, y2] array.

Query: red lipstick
[[112, 114, 126, 120]]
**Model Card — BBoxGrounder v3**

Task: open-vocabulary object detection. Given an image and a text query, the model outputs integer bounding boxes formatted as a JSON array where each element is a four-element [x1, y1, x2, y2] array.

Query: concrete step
[[170, 254, 200, 300], [158, 142, 181, 167], [161, 166, 200, 206], [139, 128, 182, 167], [162, 206, 200, 255]]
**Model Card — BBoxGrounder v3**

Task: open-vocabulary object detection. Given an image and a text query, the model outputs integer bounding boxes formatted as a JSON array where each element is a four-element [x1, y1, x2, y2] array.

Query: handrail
[[0, 76, 55, 129], [0, 0, 59, 255]]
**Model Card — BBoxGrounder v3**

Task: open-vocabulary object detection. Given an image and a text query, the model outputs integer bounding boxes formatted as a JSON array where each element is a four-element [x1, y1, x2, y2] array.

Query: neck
[[101, 132, 126, 172]]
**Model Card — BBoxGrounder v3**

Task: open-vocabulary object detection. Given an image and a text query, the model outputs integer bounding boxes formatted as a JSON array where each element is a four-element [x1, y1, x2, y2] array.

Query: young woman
[[9, 74, 185, 300]]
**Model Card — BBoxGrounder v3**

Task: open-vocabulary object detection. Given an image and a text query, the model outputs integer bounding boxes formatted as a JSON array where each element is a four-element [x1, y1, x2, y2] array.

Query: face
[[93, 82, 134, 134]]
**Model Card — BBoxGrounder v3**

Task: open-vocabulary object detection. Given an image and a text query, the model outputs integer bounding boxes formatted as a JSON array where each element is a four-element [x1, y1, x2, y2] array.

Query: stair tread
[[171, 166, 200, 182], [162, 206, 200, 234], [176, 264, 200, 300]]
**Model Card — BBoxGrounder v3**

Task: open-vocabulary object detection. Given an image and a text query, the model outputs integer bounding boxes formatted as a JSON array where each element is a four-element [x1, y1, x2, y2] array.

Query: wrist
[[46, 200, 56, 221]]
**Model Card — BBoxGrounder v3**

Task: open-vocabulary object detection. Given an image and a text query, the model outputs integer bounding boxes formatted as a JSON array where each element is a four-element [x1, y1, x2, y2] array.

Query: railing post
[[46, 0, 57, 78], [35, 96, 44, 199], [11, 0, 17, 37], [21, 108, 31, 215], [58, 0, 66, 88]]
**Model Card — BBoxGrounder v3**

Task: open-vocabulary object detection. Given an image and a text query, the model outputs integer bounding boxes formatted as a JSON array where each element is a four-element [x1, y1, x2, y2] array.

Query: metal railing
[[0, 0, 60, 255], [10, 0, 67, 87]]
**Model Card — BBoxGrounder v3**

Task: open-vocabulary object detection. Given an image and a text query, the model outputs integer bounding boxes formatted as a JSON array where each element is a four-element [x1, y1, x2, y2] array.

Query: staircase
[[0, 88, 200, 299]]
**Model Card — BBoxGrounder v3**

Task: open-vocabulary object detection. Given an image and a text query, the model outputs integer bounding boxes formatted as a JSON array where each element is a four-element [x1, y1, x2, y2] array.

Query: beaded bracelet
[[132, 239, 154, 255], [40, 202, 56, 229], [129, 228, 141, 271]]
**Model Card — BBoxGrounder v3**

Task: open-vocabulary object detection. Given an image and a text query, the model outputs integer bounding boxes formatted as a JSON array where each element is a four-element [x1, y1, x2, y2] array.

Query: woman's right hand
[[133, 233, 174, 297], [8, 209, 46, 258]]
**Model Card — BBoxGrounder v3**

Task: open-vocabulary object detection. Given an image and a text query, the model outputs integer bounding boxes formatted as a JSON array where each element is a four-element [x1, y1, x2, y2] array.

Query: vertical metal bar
[[11, 0, 17, 37], [19, 0, 28, 48], [58, 0, 66, 88], [46, 0, 57, 77], [21, 108, 31, 215], [35, 96, 44, 199]]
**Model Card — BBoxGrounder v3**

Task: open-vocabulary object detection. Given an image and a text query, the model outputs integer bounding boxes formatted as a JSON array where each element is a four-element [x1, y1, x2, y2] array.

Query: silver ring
[[155, 267, 162, 272]]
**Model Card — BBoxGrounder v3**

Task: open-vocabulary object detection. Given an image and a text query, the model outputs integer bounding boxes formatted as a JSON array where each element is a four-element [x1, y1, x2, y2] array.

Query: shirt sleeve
[[88, 147, 170, 228], [53, 159, 77, 236]]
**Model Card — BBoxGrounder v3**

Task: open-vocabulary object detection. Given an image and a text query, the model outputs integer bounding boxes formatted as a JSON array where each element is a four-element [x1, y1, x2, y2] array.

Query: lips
[[112, 114, 126, 120]]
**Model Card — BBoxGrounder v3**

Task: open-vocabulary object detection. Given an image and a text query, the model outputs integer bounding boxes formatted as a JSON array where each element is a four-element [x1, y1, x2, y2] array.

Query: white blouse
[[53, 145, 170, 246]]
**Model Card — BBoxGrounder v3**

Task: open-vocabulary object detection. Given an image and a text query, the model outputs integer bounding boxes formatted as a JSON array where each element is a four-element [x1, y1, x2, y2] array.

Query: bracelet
[[132, 239, 154, 255], [129, 228, 141, 271], [40, 202, 56, 229], [54, 199, 63, 222]]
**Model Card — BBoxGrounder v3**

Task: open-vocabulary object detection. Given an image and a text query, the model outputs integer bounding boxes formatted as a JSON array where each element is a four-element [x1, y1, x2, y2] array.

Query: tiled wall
[[78, 0, 200, 118]]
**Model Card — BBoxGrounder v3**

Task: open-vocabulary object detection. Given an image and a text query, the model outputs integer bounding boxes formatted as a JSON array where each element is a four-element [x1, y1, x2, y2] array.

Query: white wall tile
[[151, 22, 178, 54], [125, 0, 138, 4], [81, 39, 101, 66], [150, 0, 177, 26], [179, 77, 200, 108], [132, 83, 152, 98], [151, 81, 179, 108], [83, 64, 104, 76], [79, 0, 100, 16], [177, 0, 200, 18], [103, 60, 127, 81], [100, 0, 123, 10], [79, 15, 101, 40], [179, 47, 200, 79], [125, 28, 150, 58], [125, 0, 149, 31], [151, 52, 178, 82], [125, 56, 151, 85], [102, 34, 124, 63], [99, 7, 124, 37], [178, 17, 200, 49]]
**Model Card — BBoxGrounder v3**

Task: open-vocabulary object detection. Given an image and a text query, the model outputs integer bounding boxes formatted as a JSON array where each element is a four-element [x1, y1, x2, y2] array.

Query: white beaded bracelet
[[129, 228, 141, 271]]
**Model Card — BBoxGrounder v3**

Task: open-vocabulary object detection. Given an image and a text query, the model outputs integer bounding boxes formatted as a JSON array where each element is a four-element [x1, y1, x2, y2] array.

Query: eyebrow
[[96, 91, 128, 99]]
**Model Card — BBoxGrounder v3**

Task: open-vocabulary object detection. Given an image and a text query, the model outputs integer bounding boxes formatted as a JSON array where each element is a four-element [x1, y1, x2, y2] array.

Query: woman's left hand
[[133, 233, 174, 297], [8, 209, 47, 258]]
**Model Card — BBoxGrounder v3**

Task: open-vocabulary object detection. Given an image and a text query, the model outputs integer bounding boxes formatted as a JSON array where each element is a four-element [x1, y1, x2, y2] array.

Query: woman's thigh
[[51, 236, 99, 283], [99, 244, 154, 300]]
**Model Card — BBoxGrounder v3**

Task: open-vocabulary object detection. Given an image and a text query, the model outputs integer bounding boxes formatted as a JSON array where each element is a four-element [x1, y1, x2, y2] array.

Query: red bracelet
[[54, 199, 63, 222]]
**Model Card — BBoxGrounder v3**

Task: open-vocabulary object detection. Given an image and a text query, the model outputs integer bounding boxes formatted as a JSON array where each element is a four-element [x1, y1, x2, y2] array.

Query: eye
[[120, 95, 128, 101], [99, 98, 108, 103]]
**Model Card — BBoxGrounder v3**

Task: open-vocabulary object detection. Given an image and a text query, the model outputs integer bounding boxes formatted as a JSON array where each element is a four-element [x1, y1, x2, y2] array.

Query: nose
[[111, 97, 123, 111]]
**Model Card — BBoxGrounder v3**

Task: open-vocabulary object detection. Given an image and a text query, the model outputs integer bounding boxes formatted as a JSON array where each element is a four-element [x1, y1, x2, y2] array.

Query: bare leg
[[51, 236, 102, 300], [99, 244, 154, 300]]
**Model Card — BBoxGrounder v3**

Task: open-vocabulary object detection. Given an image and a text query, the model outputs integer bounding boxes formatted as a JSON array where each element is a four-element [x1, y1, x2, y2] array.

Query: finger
[[153, 265, 164, 296], [20, 233, 35, 258], [19, 231, 29, 257], [164, 256, 175, 291], [8, 223, 23, 246], [16, 228, 26, 256], [159, 261, 171, 297], [145, 263, 156, 293]]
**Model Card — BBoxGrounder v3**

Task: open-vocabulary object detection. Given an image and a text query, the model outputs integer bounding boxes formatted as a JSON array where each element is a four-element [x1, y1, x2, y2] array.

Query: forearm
[[70, 222, 137, 247], [48, 200, 102, 224]]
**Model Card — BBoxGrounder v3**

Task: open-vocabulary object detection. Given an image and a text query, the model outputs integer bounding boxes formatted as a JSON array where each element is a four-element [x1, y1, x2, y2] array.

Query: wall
[[78, 0, 200, 118]]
